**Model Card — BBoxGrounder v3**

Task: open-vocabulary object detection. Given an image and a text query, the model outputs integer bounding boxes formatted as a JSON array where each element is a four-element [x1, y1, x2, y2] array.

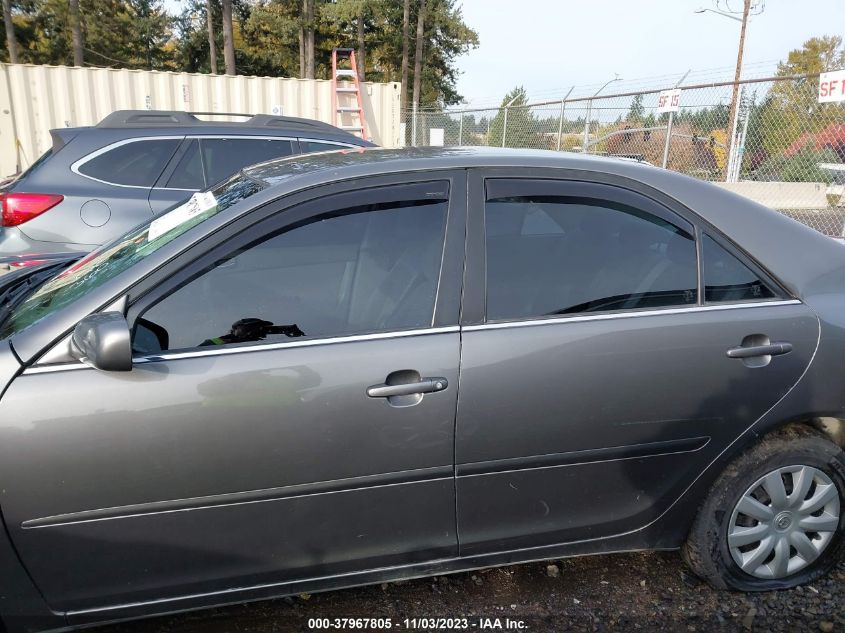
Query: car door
[[148, 137, 298, 213], [455, 172, 820, 555], [0, 174, 466, 613]]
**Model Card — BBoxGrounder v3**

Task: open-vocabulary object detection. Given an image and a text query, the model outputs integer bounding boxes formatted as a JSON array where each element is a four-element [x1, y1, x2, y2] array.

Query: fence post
[[725, 86, 743, 182], [582, 99, 592, 154], [502, 106, 509, 148], [555, 87, 574, 152], [660, 71, 690, 169], [661, 112, 674, 169], [730, 90, 751, 182], [411, 102, 418, 147], [458, 112, 463, 145]]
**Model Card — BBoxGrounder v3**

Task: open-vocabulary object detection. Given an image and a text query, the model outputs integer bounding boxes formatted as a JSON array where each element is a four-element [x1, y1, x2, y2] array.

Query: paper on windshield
[[147, 191, 218, 241]]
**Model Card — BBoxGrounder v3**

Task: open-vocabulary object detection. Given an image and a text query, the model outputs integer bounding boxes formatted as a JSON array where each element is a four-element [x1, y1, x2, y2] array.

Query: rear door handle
[[726, 342, 793, 359], [366, 378, 448, 398]]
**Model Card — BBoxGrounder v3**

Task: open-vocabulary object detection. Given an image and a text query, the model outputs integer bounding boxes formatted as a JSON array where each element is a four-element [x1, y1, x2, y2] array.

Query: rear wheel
[[682, 426, 845, 590]]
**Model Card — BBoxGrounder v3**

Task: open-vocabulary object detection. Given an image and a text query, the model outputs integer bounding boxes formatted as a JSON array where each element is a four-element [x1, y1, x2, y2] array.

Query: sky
[[453, 0, 845, 107]]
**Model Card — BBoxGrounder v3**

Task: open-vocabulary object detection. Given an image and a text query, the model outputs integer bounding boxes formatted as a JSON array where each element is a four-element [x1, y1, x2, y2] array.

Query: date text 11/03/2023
[[307, 617, 529, 630]]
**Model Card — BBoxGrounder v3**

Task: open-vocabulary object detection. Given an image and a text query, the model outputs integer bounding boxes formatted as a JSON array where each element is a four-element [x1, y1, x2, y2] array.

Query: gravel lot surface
[[99, 551, 843, 633]]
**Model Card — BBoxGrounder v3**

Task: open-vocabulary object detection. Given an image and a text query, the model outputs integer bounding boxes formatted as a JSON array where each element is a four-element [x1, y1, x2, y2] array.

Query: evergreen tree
[[488, 86, 539, 148]]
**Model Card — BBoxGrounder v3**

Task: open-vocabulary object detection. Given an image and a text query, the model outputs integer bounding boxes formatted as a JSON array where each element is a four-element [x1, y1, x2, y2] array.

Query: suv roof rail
[[95, 110, 356, 136], [188, 111, 253, 119], [245, 114, 344, 133], [96, 110, 202, 128]]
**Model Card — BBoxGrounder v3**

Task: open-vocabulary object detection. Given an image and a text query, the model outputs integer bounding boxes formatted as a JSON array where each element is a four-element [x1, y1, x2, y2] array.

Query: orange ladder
[[331, 48, 369, 141]]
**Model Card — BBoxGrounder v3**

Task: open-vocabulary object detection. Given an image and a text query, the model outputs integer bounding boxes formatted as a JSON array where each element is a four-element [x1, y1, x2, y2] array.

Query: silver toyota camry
[[0, 147, 842, 632]]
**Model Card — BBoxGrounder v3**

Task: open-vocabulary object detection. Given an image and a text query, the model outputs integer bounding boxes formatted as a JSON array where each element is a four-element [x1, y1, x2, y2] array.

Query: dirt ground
[[99, 551, 844, 633]]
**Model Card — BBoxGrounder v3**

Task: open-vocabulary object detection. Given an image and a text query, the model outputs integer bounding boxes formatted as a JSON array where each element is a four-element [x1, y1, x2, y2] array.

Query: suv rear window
[[78, 139, 181, 187]]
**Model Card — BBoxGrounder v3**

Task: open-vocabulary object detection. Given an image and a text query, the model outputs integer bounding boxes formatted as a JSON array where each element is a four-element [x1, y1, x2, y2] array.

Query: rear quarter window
[[77, 138, 181, 187]]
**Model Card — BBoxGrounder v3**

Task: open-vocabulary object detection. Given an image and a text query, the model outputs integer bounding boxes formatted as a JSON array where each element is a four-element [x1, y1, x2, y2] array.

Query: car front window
[[0, 174, 264, 339]]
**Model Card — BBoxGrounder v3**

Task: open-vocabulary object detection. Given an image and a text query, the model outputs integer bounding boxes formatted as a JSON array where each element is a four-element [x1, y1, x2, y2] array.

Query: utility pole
[[695, 1, 760, 178], [726, 0, 751, 179]]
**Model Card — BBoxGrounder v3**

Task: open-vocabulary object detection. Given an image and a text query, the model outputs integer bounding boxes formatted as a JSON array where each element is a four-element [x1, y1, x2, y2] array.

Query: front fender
[[0, 340, 65, 633]]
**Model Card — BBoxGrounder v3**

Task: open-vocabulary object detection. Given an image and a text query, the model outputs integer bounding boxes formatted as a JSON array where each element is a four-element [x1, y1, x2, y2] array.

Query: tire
[[682, 425, 845, 591]]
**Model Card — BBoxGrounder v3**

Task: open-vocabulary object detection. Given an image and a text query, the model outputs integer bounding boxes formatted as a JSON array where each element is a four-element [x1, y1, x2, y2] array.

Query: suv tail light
[[0, 192, 64, 227]]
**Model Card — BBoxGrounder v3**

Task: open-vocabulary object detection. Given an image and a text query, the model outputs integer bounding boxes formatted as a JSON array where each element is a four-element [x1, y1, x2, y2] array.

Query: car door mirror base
[[70, 312, 133, 371]]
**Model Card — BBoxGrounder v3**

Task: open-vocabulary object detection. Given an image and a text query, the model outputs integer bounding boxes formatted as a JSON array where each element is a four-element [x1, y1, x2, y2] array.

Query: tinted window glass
[[202, 138, 294, 186], [486, 196, 697, 321], [135, 195, 447, 353], [79, 139, 180, 186], [1, 173, 263, 338], [301, 140, 352, 153], [702, 234, 777, 302], [166, 140, 204, 189]]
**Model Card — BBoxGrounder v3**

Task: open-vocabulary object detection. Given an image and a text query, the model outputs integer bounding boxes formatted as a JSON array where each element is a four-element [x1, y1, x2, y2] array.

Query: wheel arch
[[648, 412, 845, 550], [755, 415, 845, 450]]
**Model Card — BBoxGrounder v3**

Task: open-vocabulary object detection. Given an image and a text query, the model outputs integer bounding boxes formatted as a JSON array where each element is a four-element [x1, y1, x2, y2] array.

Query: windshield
[[0, 174, 264, 339]]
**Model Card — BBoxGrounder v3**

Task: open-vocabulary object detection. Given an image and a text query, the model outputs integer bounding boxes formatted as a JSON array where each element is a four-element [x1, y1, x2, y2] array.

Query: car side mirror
[[70, 312, 132, 372]]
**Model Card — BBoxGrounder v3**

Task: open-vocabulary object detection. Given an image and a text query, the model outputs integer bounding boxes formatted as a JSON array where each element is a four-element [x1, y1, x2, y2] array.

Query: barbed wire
[[403, 72, 845, 237], [456, 59, 784, 110]]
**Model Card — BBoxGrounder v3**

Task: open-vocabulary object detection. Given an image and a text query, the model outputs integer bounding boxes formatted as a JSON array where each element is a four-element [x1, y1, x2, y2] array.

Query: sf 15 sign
[[656, 89, 682, 114], [819, 69, 845, 103]]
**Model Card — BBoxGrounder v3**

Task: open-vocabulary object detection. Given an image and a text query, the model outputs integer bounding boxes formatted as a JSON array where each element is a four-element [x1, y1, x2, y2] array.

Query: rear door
[[455, 172, 819, 554], [0, 173, 466, 612]]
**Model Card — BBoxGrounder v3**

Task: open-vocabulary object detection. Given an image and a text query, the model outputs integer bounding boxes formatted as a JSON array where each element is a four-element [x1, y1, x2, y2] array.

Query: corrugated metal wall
[[0, 63, 402, 177]]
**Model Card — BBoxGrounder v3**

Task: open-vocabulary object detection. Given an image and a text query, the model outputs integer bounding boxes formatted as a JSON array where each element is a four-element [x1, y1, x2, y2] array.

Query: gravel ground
[[98, 551, 844, 633]]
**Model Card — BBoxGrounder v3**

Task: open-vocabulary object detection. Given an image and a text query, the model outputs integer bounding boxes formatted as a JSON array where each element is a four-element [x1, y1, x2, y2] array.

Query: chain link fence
[[402, 73, 845, 237]]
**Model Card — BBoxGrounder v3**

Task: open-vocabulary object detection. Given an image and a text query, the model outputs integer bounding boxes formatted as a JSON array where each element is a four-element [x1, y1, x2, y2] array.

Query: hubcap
[[728, 465, 841, 580]]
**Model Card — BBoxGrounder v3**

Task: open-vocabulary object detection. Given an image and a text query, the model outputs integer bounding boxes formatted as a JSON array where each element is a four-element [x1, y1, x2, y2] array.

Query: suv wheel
[[682, 425, 845, 590]]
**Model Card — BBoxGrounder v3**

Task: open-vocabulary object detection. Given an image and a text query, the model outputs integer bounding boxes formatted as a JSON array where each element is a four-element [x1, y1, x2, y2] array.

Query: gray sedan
[[0, 147, 843, 632]]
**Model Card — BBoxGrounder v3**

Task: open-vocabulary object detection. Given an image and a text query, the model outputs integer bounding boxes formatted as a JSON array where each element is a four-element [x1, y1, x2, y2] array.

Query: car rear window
[[78, 138, 181, 187]]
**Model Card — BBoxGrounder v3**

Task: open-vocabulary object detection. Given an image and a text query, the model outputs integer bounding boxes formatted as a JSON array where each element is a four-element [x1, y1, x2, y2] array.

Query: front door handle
[[727, 342, 793, 359], [367, 378, 448, 398]]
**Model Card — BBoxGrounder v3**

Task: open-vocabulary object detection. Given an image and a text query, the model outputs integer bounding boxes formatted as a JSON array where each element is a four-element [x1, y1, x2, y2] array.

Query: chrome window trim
[[24, 360, 85, 374], [73, 135, 299, 190], [24, 326, 460, 375], [298, 138, 358, 149], [463, 299, 802, 332], [71, 136, 186, 189], [182, 134, 296, 141]]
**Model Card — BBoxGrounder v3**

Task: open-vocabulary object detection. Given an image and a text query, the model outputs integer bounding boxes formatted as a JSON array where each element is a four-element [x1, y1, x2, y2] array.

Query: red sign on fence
[[819, 70, 845, 103], [656, 89, 682, 113]]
